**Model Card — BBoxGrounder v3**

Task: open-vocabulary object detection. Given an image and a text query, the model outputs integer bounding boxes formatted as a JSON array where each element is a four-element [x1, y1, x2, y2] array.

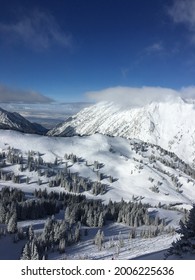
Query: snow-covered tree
[[98, 212, 104, 227], [27, 225, 34, 241], [20, 242, 31, 260], [30, 240, 40, 260], [94, 229, 104, 251], [7, 212, 17, 233], [166, 204, 195, 258], [0, 202, 6, 223], [58, 238, 66, 253]]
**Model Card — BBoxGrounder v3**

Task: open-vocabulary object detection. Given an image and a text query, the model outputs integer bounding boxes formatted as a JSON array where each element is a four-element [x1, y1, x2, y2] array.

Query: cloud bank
[[86, 86, 195, 108], [0, 84, 54, 104], [0, 10, 72, 50]]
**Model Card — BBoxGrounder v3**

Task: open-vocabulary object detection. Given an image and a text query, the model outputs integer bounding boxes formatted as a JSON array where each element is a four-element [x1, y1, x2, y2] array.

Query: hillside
[[47, 99, 195, 166], [0, 130, 195, 208], [0, 130, 195, 260], [0, 107, 47, 134]]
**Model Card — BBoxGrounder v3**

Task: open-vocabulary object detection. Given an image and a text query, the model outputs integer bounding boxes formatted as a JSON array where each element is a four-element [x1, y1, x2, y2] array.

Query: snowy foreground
[[0, 130, 195, 260], [0, 217, 178, 260]]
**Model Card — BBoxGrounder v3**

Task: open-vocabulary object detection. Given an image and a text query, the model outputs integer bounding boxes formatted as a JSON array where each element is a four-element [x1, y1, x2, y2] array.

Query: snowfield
[[0, 130, 194, 207], [0, 130, 195, 260]]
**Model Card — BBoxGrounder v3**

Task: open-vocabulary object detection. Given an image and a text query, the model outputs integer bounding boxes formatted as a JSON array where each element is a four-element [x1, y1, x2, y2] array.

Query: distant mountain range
[[0, 107, 48, 135], [47, 99, 195, 166]]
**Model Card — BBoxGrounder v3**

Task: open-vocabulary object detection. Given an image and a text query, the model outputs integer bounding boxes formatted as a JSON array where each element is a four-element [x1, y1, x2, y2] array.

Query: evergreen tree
[[74, 225, 80, 242], [182, 205, 195, 238], [0, 203, 6, 223], [53, 222, 61, 244], [27, 225, 34, 241], [166, 204, 195, 258], [7, 212, 17, 233], [59, 238, 66, 253], [98, 212, 104, 227], [30, 240, 39, 260], [64, 207, 70, 223], [58, 221, 66, 240], [86, 209, 93, 227], [94, 229, 104, 251], [20, 242, 31, 260]]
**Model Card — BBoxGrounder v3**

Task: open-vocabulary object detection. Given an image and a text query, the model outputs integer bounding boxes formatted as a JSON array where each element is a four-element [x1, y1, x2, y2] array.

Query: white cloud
[[168, 0, 195, 43], [86, 86, 195, 108], [145, 42, 164, 55], [0, 84, 54, 103], [168, 0, 195, 28], [180, 86, 195, 99], [0, 10, 72, 50]]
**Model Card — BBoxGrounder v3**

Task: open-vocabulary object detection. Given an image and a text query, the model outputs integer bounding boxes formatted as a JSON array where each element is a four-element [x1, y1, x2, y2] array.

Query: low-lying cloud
[[0, 84, 54, 104], [86, 86, 195, 108]]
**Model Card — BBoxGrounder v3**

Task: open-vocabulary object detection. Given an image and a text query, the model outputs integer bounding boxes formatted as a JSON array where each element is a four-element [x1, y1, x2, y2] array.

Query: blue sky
[[1, 0, 195, 103]]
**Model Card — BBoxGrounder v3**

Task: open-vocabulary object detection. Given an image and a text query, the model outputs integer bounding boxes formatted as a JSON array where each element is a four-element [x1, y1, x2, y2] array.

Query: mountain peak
[[0, 107, 47, 135], [47, 100, 195, 166]]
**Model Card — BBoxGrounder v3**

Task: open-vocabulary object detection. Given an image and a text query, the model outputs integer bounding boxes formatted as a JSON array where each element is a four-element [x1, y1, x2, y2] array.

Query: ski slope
[[0, 130, 195, 208]]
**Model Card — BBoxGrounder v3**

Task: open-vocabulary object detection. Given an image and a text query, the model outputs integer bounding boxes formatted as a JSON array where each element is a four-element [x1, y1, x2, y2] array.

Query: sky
[[1, 0, 195, 103]]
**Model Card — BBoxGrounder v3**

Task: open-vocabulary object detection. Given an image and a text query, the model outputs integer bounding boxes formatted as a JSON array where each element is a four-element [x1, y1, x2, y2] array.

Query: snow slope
[[52, 223, 179, 260], [47, 99, 195, 166], [0, 130, 195, 208], [0, 130, 195, 260], [0, 218, 180, 260]]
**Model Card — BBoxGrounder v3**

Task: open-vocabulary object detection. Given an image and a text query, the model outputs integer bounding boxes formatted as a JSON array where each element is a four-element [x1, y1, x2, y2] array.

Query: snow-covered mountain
[[0, 107, 47, 134], [47, 99, 195, 166]]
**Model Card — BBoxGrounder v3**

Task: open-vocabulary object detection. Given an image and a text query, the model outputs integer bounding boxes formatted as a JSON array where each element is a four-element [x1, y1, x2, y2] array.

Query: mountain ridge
[[47, 99, 195, 166], [0, 107, 48, 135]]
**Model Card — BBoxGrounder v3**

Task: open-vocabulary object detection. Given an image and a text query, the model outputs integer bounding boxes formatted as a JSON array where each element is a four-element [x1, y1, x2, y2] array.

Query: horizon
[[1, 1, 195, 103]]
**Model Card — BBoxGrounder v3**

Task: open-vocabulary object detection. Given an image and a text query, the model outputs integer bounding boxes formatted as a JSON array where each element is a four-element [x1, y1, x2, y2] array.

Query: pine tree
[[64, 207, 70, 222], [7, 212, 17, 233], [74, 225, 80, 242], [98, 212, 104, 227], [86, 209, 93, 227], [30, 240, 39, 260], [183, 205, 195, 238], [94, 229, 104, 251], [59, 238, 66, 253], [0, 203, 6, 223], [27, 225, 34, 241], [58, 221, 66, 240], [20, 242, 31, 260], [54, 222, 60, 244], [166, 204, 195, 258]]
